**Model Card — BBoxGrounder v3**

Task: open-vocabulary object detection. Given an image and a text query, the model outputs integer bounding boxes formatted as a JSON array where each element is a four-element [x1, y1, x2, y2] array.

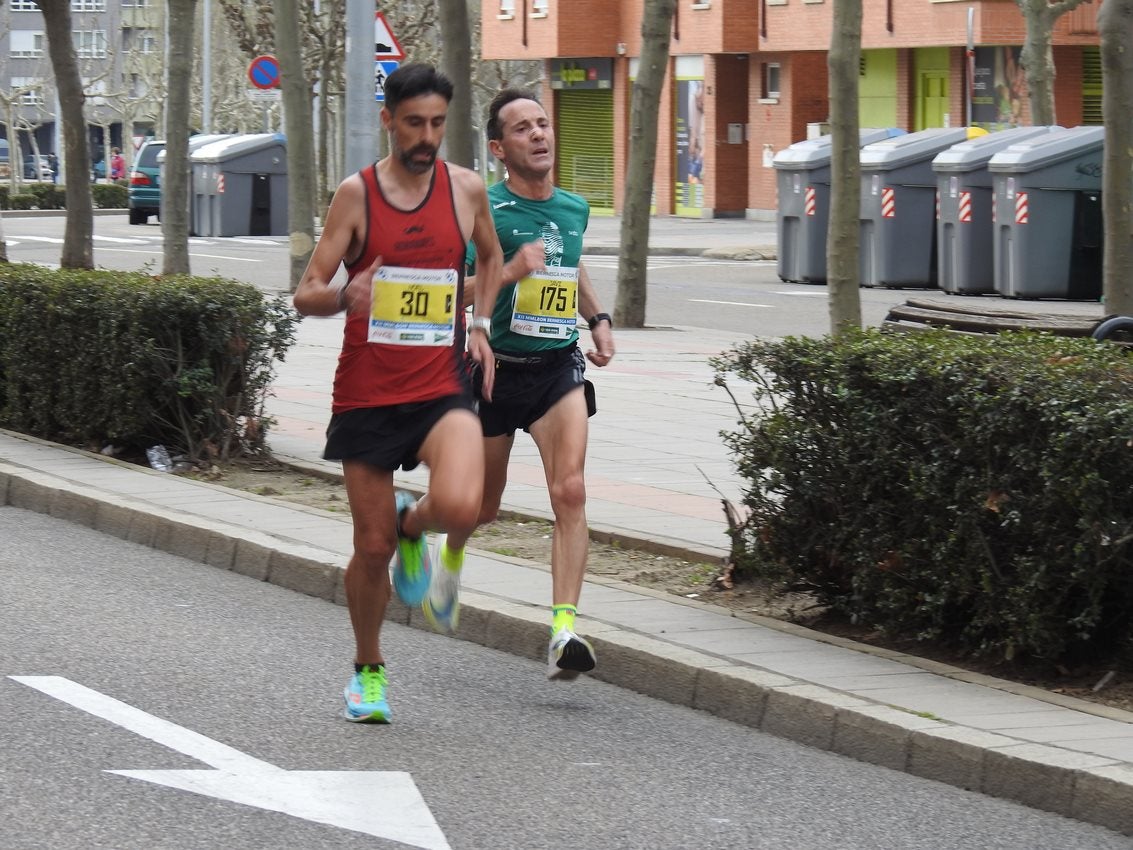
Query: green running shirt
[[473, 180, 590, 354]]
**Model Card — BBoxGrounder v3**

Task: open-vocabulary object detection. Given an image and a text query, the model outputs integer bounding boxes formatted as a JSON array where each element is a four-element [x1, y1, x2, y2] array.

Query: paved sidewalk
[[2, 214, 1131, 835]]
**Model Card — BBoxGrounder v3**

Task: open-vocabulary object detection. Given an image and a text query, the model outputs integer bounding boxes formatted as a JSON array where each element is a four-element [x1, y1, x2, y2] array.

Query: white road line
[[92, 235, 152, 244], [96, 247, 261, 262], [772, 290, 827, 297], [6, 235, 64, 244], [688, 298, 774, 308], [11, 675, 274, 772]]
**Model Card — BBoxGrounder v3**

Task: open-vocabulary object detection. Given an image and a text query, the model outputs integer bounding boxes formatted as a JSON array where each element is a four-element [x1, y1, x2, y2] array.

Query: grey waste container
[[932, 126, 1059, 295], [859, 127, 970, 288], [190, 133, 287, 237], [988, 125, 1104, 300], [773, 128, 901, 284], [159, 134, 233, 226]]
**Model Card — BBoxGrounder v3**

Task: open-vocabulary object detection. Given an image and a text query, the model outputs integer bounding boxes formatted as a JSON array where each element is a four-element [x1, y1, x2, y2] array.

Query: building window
[[761, 62, 781, 99], [531, 0, 548, 14], [10, 30, 46, 59], [72, 0, 107, 11], [10, 0, 40, 11], [74, 30, 108, 59], [121, 0, 149, 6], [11, 77, 45, 106], [499, 0, 515, 16], [123, 27, 159, 54]]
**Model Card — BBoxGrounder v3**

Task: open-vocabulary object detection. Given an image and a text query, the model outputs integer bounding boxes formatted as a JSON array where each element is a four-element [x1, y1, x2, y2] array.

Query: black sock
[[355, 662, 385, 673]]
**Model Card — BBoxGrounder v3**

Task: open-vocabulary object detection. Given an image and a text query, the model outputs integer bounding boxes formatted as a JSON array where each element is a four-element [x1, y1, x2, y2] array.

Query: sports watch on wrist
[[469, 316, 492, 336], [588, 312, 612, 331]]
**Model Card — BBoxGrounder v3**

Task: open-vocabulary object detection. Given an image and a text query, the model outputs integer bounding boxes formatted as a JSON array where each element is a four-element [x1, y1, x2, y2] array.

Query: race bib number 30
[[369, 266, 458, 346], [510, 266, 579, 339]]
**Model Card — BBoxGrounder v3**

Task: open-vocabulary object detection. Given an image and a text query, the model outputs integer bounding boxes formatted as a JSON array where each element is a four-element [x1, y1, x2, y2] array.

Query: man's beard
[[399, 144, 437, 174]]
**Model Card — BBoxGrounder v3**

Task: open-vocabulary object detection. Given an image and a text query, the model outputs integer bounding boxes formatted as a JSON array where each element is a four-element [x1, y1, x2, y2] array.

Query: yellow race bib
[[510, 266, 579, 339], [368, 266, 458, 346]]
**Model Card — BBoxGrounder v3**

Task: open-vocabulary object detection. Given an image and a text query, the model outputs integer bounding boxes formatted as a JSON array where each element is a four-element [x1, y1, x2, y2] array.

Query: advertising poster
[[971, 46, 1028, 130], [675, 77, 705, 216]]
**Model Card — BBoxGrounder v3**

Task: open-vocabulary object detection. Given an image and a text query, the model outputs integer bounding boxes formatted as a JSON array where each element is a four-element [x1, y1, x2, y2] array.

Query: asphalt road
[[4, 506, 1133, 850], [1, 214, 1105, 340]]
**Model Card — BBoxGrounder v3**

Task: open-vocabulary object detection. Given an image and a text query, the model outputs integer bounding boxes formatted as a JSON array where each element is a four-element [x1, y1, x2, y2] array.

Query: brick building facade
[[480, 0, 1102, 219]]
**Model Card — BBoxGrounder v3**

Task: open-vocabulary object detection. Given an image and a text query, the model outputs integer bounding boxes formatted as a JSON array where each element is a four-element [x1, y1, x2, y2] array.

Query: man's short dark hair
[[486, 88, 541, 141], [384, 63, 454, 114]]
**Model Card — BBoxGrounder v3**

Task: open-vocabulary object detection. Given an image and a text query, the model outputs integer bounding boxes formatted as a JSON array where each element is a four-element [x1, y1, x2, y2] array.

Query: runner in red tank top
[[293, 64, 503, 724]]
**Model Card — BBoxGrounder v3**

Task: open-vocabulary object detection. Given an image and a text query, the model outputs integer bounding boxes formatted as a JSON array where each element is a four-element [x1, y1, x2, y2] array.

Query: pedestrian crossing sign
[[375, 60, 400, 102]]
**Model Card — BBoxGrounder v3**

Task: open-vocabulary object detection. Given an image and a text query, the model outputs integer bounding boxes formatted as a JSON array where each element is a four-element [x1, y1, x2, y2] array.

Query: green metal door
[[556, 90, 615, 215]]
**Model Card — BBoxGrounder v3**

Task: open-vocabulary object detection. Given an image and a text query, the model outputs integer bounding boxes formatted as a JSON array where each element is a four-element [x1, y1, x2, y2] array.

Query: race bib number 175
[[510, 266, 579, 339]]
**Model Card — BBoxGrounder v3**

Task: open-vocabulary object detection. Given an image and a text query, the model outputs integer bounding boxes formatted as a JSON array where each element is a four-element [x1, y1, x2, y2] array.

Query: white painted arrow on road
[[10, 676, 450, 850]]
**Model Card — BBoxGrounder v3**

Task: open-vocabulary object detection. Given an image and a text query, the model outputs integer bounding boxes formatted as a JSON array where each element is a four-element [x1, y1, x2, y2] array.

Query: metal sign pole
[[345, 0, 380, 175]]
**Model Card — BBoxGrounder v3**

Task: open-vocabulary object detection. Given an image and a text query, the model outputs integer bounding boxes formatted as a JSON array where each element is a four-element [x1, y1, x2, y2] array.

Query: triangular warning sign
[[375, 12, 406, 61]]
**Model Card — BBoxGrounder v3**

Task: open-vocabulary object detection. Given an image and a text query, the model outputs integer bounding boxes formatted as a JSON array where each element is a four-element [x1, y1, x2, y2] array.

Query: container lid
[[987, 125, 1105, 173], [772, 128, 900, 169], [859, 127, 971, 170], [932, 126, 1061, 172], [157, 134, 235, 164], [190, 133, 286, 163]]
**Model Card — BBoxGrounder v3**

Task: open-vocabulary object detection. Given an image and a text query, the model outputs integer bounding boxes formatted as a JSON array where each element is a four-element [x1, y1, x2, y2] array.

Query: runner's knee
[[549, 470, 586, 516]]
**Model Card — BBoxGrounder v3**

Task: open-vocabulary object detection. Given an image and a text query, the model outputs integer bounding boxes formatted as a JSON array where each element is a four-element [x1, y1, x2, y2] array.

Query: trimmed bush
[[713, 329, 1133, 663], [9, 193, 36, 210], [91, 182, 128, 208], [0, 263, 298, 463], [26, 183, 65, 210]]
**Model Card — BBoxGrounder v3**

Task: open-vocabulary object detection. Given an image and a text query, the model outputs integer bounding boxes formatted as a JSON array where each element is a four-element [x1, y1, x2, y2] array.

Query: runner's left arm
[[578, 260, 615, 367]]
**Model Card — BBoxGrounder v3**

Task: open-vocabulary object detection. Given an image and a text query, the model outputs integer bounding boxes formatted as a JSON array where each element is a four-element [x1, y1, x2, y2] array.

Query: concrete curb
[[2, 459, 1131, 835]]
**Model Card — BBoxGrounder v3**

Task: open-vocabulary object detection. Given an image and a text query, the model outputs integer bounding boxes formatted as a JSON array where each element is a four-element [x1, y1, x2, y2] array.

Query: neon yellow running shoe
[[343, 664, 391, 723], [423, 535, 461, 634], [391, 491, 431, 606]]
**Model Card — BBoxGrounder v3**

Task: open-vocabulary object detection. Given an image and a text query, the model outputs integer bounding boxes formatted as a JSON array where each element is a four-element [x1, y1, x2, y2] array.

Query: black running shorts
[[474, 344, 596, 438], [323, 394, 477, 472]]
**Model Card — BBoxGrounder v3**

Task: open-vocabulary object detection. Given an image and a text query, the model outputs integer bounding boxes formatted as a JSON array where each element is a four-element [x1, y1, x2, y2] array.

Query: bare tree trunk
[[827, 0, 863, 335], [39, 0, 94, 269], [438, 0, 474, 167], [275, 0, 316, 292], [1099, 0, 1133, 316], [615, 0, 676, 328], [163, 0, 198, 276], [1016, 0, 1089, 126]]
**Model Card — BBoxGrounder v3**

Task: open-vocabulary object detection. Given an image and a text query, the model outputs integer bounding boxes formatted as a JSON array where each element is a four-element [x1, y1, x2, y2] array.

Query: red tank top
[[332, 160, 468, 413]]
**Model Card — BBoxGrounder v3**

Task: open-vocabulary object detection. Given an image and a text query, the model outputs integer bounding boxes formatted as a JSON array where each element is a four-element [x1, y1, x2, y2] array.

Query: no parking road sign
[[375, 60, 399, 102], [247, 54, 280, 89]]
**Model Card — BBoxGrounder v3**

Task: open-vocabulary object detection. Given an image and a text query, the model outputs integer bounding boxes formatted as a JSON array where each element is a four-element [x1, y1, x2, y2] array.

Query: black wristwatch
[[588, 312, 612, 331]]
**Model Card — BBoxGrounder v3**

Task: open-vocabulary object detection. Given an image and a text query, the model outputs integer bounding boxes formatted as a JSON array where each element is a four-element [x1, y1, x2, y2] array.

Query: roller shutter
[[556, 89, 614, 214], [1082, 47, 1102, 126]]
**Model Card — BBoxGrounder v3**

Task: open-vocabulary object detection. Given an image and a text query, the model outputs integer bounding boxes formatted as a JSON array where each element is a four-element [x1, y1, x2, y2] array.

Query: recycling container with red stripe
[[859, 127, 969, 289], [987, 125, 1104, 300], [771, 128, 900, 284], [931, 126, 1057, 295]]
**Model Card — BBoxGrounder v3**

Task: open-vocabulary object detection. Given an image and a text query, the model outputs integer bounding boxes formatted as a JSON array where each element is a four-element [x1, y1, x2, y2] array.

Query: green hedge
[[91, 182, 128, 209], [0, 183, 126, 209], [713, 329, 1133, 664], [0, 264, 298, 463]]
